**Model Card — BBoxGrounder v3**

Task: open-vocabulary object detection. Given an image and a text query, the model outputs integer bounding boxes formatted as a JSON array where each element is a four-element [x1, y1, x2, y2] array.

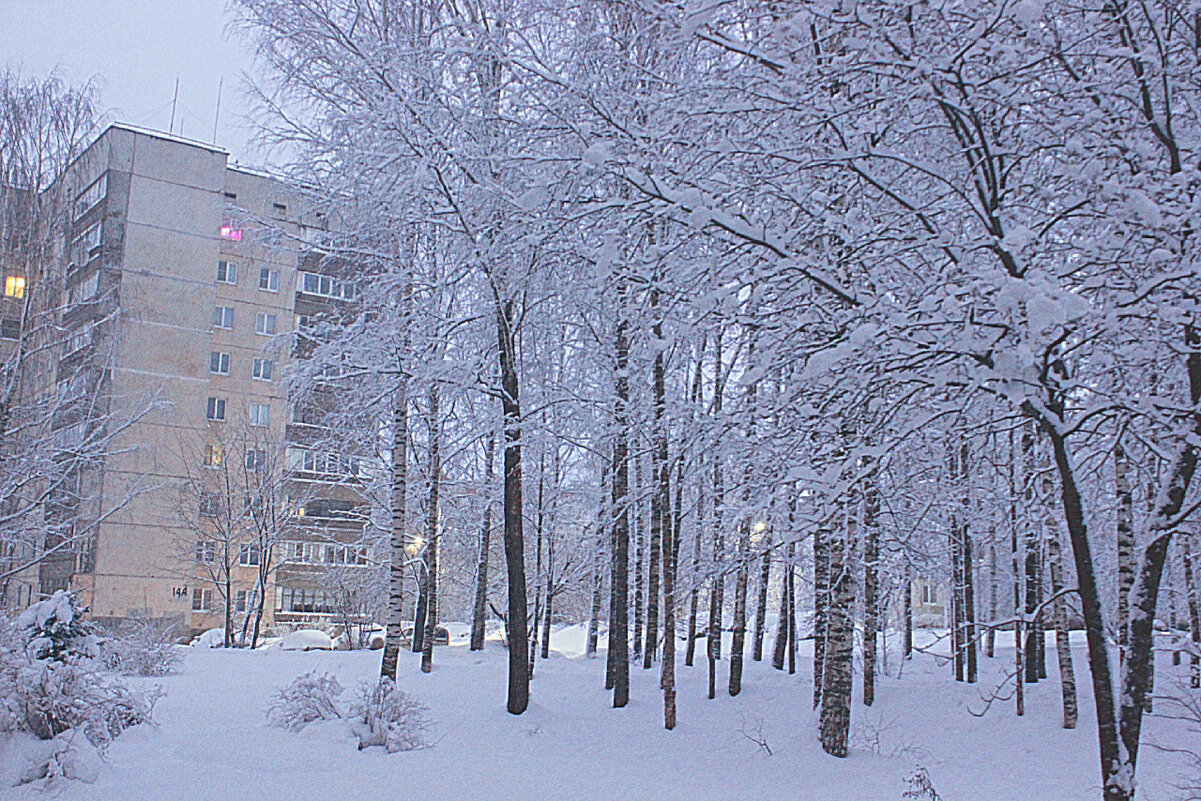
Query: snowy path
[[8, 630, 1196, 801]]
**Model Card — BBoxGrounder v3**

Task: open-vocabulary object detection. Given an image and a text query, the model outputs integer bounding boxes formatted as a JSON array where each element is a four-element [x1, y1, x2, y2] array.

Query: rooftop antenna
[[169, 77, 180, 134], [212, 77, 223, 145]]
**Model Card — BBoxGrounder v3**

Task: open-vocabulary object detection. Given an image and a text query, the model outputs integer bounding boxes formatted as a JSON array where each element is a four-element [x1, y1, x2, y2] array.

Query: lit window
[[210, 351, 230, 375], [258, 267, 279, 292], [255, 312, 277, 336], [248, 402, 270, 427], [252, 358, 274, 381], [4, 276, 26, 299], [203, 444, 223, 467], [206, 397, 227, 421], [212, 306, 234, 329], [220, 224, 243, 241], [216, 261, 238, 284]]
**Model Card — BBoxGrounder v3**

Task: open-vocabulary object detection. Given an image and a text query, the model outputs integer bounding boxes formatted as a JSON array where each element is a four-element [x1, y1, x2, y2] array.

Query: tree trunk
[[772, 541, 791, 671], [609, 279, 631, 708], [814, 524, 830, 707], [1182, 533, 1201, 688], [661, 447, 677, 729], [1009, 429, 1025, 715], [633, 455, 645, 663], [420, 386, 442, 674], [787, 553, 797, 675], [497, 297, 529, 715], [529, 457, 545, 675], [645, 454, 661, 670], [1023, 424, 1042, 684], [863, 474, 880, 706], [753, 546, 771, 662], [903, 560, 912, 660], [470, 435, 495, 651], [589, 458, 609, 660], [1047, 522, 1078, 729], [986, 537, 997, 658], [819, 524, 854, 758], [707, 330, 726, 700], [728, 520, 750, 697], [541, 534, 554, 660], [1116, 440, 1134, 661]]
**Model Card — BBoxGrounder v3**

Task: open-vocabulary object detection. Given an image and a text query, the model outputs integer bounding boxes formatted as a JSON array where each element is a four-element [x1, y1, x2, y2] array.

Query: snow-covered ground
[[3, 628, 1196, 801]]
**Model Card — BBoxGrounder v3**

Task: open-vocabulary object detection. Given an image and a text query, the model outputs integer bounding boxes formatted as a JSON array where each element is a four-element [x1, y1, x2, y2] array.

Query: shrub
[[348, 679, 430, 753], [17, 591, 98, 663], [102, 616, 182, 677], [267, 670, 344, 732], [17, 660, 159, 751]]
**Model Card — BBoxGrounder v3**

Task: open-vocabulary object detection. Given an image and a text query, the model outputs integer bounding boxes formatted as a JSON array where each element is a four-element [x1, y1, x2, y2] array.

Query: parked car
[[401, 624, 450, 646]]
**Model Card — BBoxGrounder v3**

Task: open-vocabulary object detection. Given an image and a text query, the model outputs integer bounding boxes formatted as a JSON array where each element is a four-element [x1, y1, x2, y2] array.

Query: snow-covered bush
[[0, 592, 159, 766], [17, 591, 99, 663], [348, 679, 430, 753], [267, 670, 343, 731], [17, 660, 159, 750], [101, 616, 182, 677]]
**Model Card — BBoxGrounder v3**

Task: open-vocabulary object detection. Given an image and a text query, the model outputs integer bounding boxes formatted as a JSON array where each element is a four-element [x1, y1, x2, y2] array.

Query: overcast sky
[[0, 0, 265, 163]]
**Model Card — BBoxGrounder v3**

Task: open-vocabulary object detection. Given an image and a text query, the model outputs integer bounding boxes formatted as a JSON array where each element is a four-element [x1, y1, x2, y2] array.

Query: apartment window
[[212, 306, 234, 330], [210, 351, 230, 375], [0, 318, 19, 339], [255, 312, 277, 336], [70, 222, 102, 266], [299, 271, 354, 300], [199, 493, 221, 517], [258, 267, 279, 292], [251, 358, 274, 381], [206, 397, 227, 421], [921, 584, 936, 605], [203, 444, 223, 467], [216, 260, 238, 285], [248, 402, 270, 427], [192, 587, 214, 611], [244, 448, 266, 471], [235, 590, 248, 612], [4, 276, 26, 299], [74, 174, 107, 219], [220, 223, 243, 242], [238, 543, 261, 567]]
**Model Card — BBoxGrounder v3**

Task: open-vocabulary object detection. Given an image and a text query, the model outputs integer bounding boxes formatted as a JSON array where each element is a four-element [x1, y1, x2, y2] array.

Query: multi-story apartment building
[[7, 123, 374, 634]]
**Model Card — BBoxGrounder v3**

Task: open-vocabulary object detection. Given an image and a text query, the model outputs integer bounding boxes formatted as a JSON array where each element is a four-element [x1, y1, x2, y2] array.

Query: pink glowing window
[[220, 224, 243, 242]]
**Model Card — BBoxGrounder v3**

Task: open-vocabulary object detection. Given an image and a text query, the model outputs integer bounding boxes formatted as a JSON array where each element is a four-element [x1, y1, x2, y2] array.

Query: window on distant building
[[210, 351, 230, 375], [195, 542, 218, 563], [206, 397, 227, 421], [216, 260, 238, 284], [192, 587, 214, 611], [203, 444, 223, 467], [213, 306, 234, 330], [258, 267, 279, 292], [0, 318, 19, 340], [220, 222, 243, 241], [244, 448, 266, 471], [199, 493, 221, 517], [251, 358, 274, 381], [238, 543, 261, 567], [74, 174, 107, 219], [255, 312, 277, 336], [4, 276, 26, 299], [70, 222, 102, 267], [235, 590, 248, 612], [299, 271, 354, 300], [921, 584, 936, 605], [248, 402, 270, 427]]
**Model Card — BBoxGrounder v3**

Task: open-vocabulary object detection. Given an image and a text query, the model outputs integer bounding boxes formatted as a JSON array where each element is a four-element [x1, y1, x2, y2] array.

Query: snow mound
[[278, 630, 334, 651], [190, 629, 226, 649]]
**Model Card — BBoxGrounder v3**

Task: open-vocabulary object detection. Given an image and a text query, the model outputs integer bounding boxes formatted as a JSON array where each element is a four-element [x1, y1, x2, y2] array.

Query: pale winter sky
[[0, 0, 265, 163]]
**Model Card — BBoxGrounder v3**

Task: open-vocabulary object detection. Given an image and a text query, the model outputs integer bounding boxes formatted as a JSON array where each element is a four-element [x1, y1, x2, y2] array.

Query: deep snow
[[2, 628, 1196, 801]]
